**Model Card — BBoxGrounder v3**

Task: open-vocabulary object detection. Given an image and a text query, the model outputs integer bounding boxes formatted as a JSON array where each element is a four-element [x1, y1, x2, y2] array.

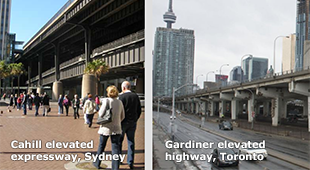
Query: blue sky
[[10, 0, 68, 45]]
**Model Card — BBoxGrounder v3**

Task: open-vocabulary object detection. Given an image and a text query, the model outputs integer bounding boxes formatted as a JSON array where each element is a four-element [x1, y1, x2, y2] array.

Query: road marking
[[7, 116, 26, 118]]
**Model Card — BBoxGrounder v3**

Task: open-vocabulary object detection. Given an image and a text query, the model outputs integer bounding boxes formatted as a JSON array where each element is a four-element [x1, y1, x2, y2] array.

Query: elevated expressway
[[175, 69, 310, 131], [16, 0, 144, 100]]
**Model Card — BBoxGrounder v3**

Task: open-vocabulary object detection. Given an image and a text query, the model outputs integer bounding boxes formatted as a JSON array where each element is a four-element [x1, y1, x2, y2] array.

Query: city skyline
[[152, 0, 296, 88]]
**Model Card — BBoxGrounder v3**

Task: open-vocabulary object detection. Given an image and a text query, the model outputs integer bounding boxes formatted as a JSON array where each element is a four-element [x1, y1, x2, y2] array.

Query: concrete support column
[[81, 74, 96, 99], [84, 26, 92, 64], [248, 98, 254, 122], [37, 54, 43, 95], [210, 101, 214, 116], [303, 100, 308, 117], [272, 97, 282, 126], [191, 103, 194, 113], [196, 102, 199, 114], [27, 62, 32, 90], [231, 99, 237, 120], [283, 99, 288, 118], [135, 77, 144, 94], [219, 101, 227, 117], [52, 81, 63, 101], [54, 43, 60, 81], [308, 97, 310, 132], [263, 101, 270, 116]]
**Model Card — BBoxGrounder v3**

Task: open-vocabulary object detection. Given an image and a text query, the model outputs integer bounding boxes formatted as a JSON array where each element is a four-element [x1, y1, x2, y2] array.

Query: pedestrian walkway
[[0, 102, 144, 170]]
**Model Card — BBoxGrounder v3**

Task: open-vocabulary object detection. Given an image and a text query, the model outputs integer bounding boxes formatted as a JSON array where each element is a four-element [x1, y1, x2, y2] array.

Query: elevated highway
[[16, 0, 144, 99], [173, 68, 310, 131]]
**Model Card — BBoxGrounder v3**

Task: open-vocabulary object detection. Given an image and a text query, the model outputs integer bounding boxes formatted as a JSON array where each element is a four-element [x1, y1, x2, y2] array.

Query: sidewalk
[[0, 102, 144, 170]]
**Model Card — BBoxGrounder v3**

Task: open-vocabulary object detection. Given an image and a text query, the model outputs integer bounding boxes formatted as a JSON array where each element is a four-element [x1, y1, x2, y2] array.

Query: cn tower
[[163, 0, 176, 28]]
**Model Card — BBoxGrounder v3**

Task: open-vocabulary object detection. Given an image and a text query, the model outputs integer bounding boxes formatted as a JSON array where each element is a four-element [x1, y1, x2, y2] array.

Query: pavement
[[0, 101, 144, 170]]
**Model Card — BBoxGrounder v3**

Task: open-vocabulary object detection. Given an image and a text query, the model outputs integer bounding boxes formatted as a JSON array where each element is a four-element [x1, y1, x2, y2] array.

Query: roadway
[[153, 111, 309, 170]]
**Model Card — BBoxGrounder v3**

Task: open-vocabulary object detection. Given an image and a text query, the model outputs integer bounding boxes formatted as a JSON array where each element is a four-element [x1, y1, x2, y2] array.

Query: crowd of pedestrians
[[1, 80, 142, 170]]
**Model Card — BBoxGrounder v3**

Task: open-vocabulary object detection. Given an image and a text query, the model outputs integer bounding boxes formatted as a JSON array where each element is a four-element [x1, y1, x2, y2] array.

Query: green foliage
[[84, 59, 109, 78], [0, 60, 9, 78], [8, 62, 25, 77]]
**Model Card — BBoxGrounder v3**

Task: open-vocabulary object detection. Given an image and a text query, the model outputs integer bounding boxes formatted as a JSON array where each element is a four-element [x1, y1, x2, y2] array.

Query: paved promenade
[[0, 102, 144, 170]]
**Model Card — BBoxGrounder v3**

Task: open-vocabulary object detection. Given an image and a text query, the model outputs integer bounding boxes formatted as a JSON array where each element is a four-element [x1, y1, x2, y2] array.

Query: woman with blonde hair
[[93, 85, 125, 170]]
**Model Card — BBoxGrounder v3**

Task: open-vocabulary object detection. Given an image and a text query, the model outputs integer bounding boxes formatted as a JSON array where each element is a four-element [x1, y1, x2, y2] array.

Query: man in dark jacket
[[33, 93, 41, 116], [21, 92, 28, 115], [119, 81, 141, 169], [42, 93, 50, 116]]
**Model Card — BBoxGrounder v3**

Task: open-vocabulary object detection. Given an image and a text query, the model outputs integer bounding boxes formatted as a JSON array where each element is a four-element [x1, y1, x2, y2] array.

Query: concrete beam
[[220, 92, 234, 101], [256, 87, 283, 98], [209, 95, 220, 101], [234, 90, 251, 99], [289, 81, 310, 96]]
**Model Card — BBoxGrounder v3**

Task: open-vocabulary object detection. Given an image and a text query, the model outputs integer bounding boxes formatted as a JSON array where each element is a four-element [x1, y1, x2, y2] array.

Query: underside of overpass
[[13, 0, 144, 100]]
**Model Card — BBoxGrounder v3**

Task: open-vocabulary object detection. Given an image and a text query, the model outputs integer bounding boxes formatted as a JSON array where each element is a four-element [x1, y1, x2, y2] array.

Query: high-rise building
[[230, 66, 243, 83], [153, 0, 195, 97], [242, 56, 268, 81], [282, 34, 296, 72], [0, 0, 11, 60]]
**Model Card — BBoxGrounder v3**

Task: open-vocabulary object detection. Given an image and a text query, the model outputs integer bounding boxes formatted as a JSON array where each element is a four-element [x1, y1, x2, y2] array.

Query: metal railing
[[237, 120, 309, 140], [60, 54, 85, 69], [194, 66, 310, 95], [92, 30, 145, 56], [42, 68, 56, 77]]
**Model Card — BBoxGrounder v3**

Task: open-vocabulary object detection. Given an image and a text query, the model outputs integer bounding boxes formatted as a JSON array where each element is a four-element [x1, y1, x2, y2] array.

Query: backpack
[[86, 100, 96, 113]]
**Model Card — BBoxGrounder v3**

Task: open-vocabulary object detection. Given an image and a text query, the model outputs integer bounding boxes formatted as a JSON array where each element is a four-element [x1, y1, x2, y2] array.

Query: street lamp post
[[206, 71, 215, 81], [273, 36, 289, 72], [171, 83, 194, 141], [240, 54, 252, 82], [196, 74, 203, 89], [219, 64, 229, 76]]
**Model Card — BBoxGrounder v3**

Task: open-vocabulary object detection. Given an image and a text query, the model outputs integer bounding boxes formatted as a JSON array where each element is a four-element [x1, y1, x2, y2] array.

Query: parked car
[[219, 120, 233, 130], [239, 146, 268, 160], [211, 148, 239, 167]]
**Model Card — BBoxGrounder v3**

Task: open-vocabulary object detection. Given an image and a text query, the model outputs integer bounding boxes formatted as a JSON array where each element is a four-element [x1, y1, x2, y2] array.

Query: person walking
[[95, 95, 100, 111], [82, 93, 90, 124], [13, 94, 17, 109], [33, 93, 41, 116], [58, 94, 63, 114], [118, 81, 141, 169], [42, 93, 50, 116], [28, 93, 33, 110], [63, 95, 71, 116], [8, 94, 14, 110], [17, 94, 22, 110], [72, 94, 80, 119], [93, 85, 125, 170], [21, 92, 28, 115], [83, 94, 96, 128]]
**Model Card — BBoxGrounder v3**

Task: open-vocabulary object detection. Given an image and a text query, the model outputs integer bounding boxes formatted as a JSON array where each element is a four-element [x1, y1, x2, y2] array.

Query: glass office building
[[242, 56, 268, 81], [0, 0, 11, 60], [230, 66, 243, 83]]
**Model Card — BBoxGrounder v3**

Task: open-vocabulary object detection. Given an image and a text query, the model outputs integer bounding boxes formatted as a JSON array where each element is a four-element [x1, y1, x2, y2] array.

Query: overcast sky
[[152, 0, 296, 88]]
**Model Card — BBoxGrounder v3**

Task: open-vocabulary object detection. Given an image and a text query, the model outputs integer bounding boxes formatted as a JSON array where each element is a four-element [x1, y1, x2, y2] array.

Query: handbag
[[47, 107, 51, 113], [96, 98, 112, 125]]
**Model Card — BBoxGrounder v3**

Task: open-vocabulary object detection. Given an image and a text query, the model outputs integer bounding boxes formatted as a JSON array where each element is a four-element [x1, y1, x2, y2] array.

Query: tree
[[0, 61, 9, 95], [84, 59, 109, 95], [8, 63, 25, 95]]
